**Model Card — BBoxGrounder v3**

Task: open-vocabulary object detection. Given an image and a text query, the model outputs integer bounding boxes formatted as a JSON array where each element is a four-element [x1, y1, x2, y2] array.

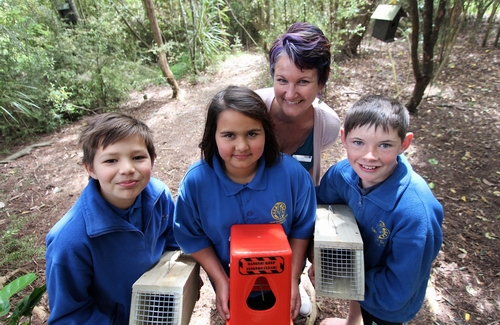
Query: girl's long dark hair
[[199, 86, 281, 168]]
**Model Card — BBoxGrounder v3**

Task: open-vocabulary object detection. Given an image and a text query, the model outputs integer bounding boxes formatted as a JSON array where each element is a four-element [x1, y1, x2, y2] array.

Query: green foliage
[[185, 0, 231, 72], [0, 0, 375, 141], [0, 1, 54, 138], [0, 274, 36, 317], [243, 0, 370, 58], [170, 53, 192, 80], [0, 273, 46, 325], [0, 0, 183, 140], [0, 213, 45, 268], [47, 85, 79, 119]]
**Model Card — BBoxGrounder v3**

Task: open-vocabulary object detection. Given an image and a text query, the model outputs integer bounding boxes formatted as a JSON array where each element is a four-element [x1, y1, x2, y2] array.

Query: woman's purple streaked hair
[[269, 22, 331, 88]]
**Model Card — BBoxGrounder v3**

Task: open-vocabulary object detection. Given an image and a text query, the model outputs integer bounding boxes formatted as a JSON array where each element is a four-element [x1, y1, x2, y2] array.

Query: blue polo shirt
[[173, 154, 316, 275]]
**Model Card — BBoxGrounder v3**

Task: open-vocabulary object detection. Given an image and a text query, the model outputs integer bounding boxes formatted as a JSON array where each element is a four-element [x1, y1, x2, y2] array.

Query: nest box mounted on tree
[[57, 0, 78, 24], [371, 4, 405, 43]]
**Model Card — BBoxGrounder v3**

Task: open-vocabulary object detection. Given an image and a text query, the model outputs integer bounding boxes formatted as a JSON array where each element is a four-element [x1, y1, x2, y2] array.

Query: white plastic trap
[[314, 205, 364, 301]]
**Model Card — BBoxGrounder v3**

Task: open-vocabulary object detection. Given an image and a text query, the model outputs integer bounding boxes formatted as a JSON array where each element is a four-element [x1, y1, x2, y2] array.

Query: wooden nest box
[[371, 4, 405, 43], [129, 251, 200, 325], [314, 205, 364, 301]]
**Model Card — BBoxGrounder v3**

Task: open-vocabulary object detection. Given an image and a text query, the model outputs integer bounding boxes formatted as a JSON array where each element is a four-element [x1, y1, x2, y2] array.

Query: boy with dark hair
[[45, 112, 178, 324], [312, 95, 443, 325]]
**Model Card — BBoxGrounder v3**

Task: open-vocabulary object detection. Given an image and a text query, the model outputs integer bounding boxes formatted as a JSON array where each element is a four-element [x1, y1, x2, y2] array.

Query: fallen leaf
[[465, 313, 470, 321], [429, 158, 439, 165], [476, 215, 490, 222], [450, 189, 456, 193], [466, 285, 477, 296], [482, 179, 494, 186], [476, 215, 488, 222], [461, 195, 467, 202], [485, 233, 496, 239]]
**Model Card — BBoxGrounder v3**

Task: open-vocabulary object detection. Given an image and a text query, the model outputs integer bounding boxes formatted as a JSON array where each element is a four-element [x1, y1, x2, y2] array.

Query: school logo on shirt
[[271, 202, 287, 224], [372, 221, 389, 246]]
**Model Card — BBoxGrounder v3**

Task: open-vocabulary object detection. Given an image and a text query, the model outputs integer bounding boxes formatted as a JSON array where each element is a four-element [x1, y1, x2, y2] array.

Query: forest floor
[[1, 31, 499, 325]]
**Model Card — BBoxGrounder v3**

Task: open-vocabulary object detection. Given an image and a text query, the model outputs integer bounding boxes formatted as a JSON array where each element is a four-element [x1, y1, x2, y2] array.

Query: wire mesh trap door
[[314, 205, 364, 301], [131, 291, 181, 324], [130, 250, 200, 325]]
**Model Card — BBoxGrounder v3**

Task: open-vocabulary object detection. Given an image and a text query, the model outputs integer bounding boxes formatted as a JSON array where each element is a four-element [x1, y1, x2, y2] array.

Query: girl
[[173, 86, 316, 321]]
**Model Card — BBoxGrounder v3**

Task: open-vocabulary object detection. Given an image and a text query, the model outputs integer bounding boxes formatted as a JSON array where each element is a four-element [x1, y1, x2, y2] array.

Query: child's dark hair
[[343, 95, 410, 142], [79, 112, 156, 168], [199, 86, 281, 168], [269, 22, 331, 88]]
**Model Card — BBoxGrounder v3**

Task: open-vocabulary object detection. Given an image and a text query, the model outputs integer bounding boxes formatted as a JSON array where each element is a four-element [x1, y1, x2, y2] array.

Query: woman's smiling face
[[272, 55, 323, 119]]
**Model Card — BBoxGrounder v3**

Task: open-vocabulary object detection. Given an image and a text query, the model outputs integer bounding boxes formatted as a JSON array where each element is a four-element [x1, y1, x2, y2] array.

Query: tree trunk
[[114, 2, 150, 49], [178, 0, 195, 73], [433, 0, 467, 82], [75, 0, 85, 22], [469, 0, 493, 43], [284, 0, 288, 29], [481, 0, 500, 47], [406, 0, 447, 114], [495, 20, 500, 46], [338, 1, 376, 59], [188, 0, 200, 74], [266, 0, 271, 29], [143, 0, 180, 99], [67, 0, 80, 23], [223, 0, 258, 48]]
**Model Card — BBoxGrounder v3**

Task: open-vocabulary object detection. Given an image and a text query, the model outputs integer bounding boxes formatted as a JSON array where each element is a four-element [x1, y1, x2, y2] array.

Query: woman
[[255, 22, 341, 317], [255, 22, 341, 186]]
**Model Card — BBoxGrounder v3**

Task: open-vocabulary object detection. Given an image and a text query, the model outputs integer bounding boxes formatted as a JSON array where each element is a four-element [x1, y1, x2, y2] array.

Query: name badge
[[292, 154, 312, 163]]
